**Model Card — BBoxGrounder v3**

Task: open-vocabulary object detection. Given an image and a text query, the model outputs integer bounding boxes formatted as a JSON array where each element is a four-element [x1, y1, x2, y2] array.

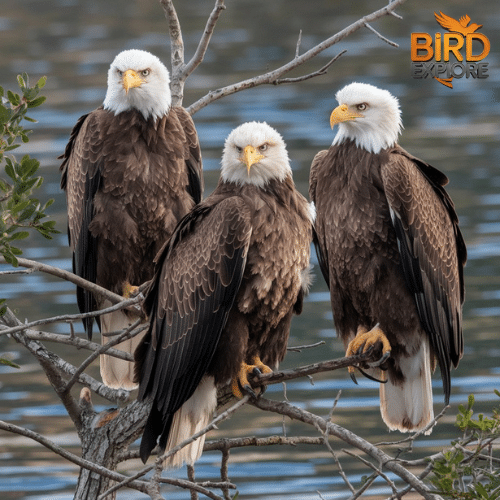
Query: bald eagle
[[310, 82, 466, 433], [60, 49, 203, 390], [135, 122, 313, 467]]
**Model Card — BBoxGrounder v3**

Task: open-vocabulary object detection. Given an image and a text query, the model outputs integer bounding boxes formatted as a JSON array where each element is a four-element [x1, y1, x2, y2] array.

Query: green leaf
[[43, 198, 54, 209], [36, 76, 47, 89], [0, 105, 10, 124], [4, 144, 21, 153], [17, 74, 26, 89], [4, 162, 16, 180], [17, 204, 36, 222], [474, 483, 489, 499], [9, 231, 29, 241], [0, 357, 21, 369], [27, 96, 46, 108], [7, 90, 20, 106]]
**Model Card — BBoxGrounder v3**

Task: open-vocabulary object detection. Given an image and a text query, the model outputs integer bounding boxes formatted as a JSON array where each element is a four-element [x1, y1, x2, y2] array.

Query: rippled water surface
[[1, 0, 500, 498]]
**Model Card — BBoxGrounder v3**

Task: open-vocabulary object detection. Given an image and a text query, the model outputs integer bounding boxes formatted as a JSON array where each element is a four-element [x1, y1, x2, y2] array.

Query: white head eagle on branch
[[310, 82, 467, 434], [134, 121, 313, 468], [60, 49, 203, 390]]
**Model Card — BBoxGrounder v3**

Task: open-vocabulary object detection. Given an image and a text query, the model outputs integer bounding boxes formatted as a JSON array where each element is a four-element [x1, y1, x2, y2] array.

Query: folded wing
[[135, 196, 252, 462]]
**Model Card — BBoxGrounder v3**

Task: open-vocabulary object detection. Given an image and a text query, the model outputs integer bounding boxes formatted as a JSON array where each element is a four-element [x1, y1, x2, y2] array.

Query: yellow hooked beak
[[122, 69, 144, 93], [241, 145, 265, 175], [330, 104, 364, 128]]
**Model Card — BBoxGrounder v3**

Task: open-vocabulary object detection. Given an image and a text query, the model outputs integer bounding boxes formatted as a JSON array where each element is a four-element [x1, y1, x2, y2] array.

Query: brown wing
[[381, 147, 466, 402], [309, 150, 331, 288], [172, 107, 203, 204], [59, 110, 103, 336], [135, 196, 252, 463]]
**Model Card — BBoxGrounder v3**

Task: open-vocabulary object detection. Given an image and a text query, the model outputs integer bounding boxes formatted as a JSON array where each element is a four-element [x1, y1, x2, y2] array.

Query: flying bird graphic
[[434, 12, 483, 36]]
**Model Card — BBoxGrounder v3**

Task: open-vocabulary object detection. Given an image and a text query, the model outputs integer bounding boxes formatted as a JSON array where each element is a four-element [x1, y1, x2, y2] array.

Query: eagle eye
[[117, 69, 123, 76], [259, 144, 268, 152], [235, 146, 242, 153], [141, 69, 150, 77], [357, 103, 367, 111]]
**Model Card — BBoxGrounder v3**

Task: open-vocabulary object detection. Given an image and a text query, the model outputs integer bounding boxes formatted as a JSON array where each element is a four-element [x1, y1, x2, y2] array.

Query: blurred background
[[0, 0, 499, 498]]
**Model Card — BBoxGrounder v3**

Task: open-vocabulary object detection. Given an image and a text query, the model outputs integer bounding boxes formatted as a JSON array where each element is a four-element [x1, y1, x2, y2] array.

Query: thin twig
[[157, 477, 224, 500], [0, 296, 143, 337], [250, 396, 441, 499], [187, 464, 199, 500], [322, 425, 356, 493], [182, 0, 226, 80], [376, 405, 450, 447], [343, 448, 398, 495], [287, 340, 326, 353], [275, 51, 347, 84], [347, 472, 378, 500], [0, 268, 34, 275], [1, 308, 130, 405], [295, 29, 302, 58], [63, 320, 145, 393], [0, 256, 127, 305], [364, 22, 399, 47], [3, 327, 133, 361], [220, 446, 231, 500], [327, 390, 342, 422]]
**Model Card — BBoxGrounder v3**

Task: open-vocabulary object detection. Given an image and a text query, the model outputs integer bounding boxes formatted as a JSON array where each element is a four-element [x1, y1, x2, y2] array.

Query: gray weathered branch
[[249, 396, 443, 500], [186, 0, 406, 114]]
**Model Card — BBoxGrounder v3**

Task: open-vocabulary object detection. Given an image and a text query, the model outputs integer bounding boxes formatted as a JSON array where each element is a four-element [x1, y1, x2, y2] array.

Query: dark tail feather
[[140, 407, 173, 464]]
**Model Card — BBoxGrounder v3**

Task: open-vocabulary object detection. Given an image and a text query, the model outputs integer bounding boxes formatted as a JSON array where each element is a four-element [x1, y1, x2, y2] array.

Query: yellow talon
[[347, 325, 391, 380], [122, 281, 139, 298], [231, 356, 273, 399]]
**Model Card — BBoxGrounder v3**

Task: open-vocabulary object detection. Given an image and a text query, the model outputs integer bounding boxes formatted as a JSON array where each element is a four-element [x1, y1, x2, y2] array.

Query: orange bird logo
[[434, 12, 483, 36]]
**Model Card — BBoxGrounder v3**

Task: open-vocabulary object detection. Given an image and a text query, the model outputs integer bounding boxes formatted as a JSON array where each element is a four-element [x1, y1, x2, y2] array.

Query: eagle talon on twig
[[232, 358, 273, 399], [346, 325, 392, 377]]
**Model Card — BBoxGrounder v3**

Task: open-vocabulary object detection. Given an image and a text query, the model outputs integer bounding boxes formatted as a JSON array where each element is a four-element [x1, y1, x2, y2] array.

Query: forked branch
[[158, 0, 406, 111]]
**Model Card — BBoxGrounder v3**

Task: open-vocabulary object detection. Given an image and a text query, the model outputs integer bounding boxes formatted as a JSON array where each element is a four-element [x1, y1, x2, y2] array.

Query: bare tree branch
[[98, 395, 250, 499], [7, 328, 134, 361], [0, 418, 150, 495], [295, 29, 303, 58], [287, 340, 325, 352], [160, 1, 182, 66], [63, 320, 145, 393], [1, 256, 127, 305], [275, 51, 347, 84], [0, 295, 143, 338], [159, 0, 227, 106], [186, 0, 407, 114], [249, 396, 442, 500], [364, 22, 399, 47], [1, 308, 131, 404], [182, 0, 226, 80]]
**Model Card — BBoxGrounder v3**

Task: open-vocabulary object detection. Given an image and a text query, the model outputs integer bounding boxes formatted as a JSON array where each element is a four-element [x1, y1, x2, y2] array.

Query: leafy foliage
[[430, 392, 500, 499], [0, 73, 59, 267]]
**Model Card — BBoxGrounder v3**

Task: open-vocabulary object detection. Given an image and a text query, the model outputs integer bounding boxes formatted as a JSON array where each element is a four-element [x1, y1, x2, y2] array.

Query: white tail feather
[[99, 301, 145, 390], [380, 338, 434, 434], [164, 376, 217, 469]]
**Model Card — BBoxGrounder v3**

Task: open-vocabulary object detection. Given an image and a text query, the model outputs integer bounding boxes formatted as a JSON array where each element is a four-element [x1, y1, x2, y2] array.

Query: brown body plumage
[[135, 122, 312, 467], [310, 83, 466, 433], [60, 50, 202, 389]]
